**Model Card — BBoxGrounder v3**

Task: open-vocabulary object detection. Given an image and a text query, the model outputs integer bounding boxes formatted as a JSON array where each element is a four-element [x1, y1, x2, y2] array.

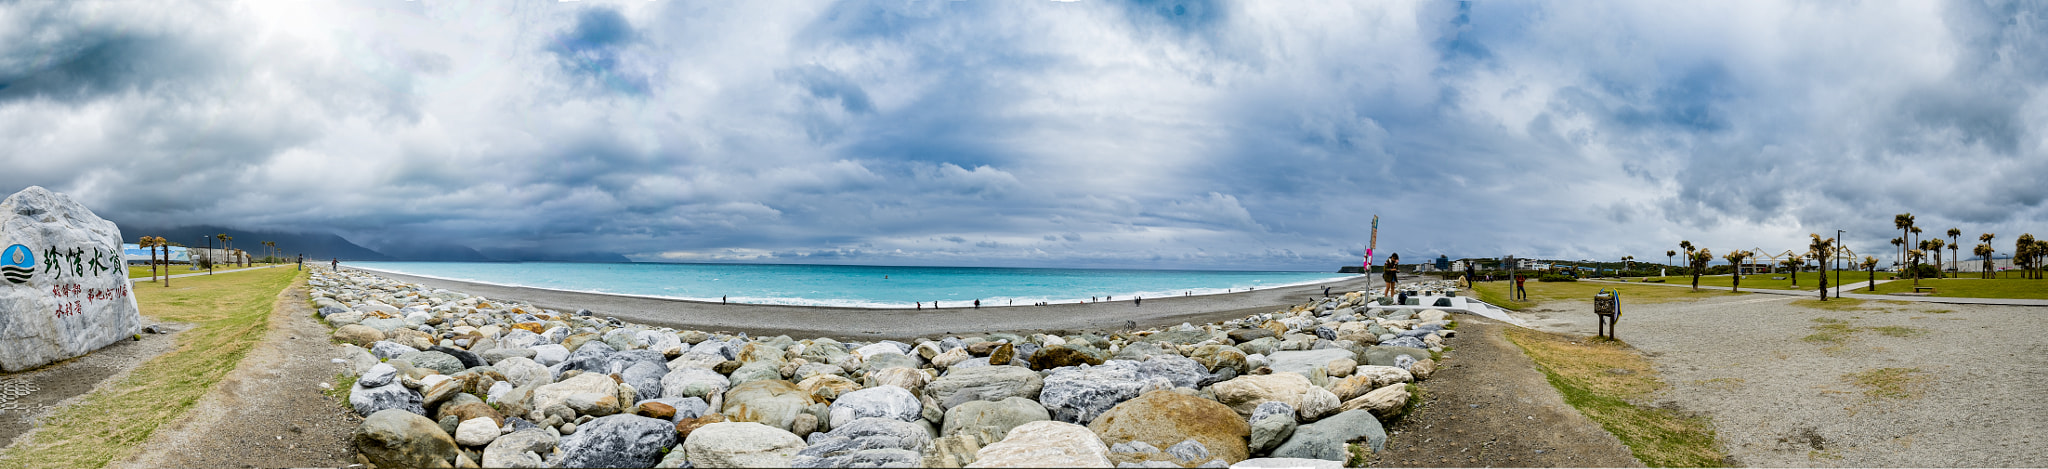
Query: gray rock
[[430, 346, 487, 370], [620, 360, 667, 401], [1361, 346, 1431, 368], [862, 352, 919, 372], [482, 428, 559, 468], [1165, 439, 1210, 462], [1039, 361, 1146, 425], [1269, 410, 1386, 461], [359, 363, 400, 388], [940, 396, 1050, 440], [1145, 330, 1211, 345], [662, 367, 732, 400], [729, 362, 784, 386], [398, 351, 467, 375], [361, 317, 409, 333], [1265, 349, 1357, 376], [351, 380, 426, 417], [685, 421, 807, 467], [1109, 342, 1176, 361], [926, 365, 1044, 409], [530, 344, 570, 366], [1231, 458, 1343, 469], [370, 341, 420, 361], [498, 330, 544, 349], [1248, 402, 1297, 454], [1117, 460, 1184, 468], [326, 311, 366, 326], [354, 409, 459, 469], [1378, 336, 1427, 349], [689, 340, 736, 360], [480, 347, 537, 365], [497, 357, 550, 388], [1110, 440, 1160, 454], [559, 414, 678, 468], [1135, 355, 1207, 390], [1235, 337, 1280, 356], [828, 385, 922, 428], [644, 397, 710, 423]]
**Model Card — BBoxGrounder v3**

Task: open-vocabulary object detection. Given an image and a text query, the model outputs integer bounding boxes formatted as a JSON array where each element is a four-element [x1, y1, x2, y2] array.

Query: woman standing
[[1382, 253, 1400, 297]]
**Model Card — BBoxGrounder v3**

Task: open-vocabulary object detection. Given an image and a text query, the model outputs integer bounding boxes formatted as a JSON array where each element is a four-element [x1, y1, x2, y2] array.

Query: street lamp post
[[1835, 229, 1844, 298]]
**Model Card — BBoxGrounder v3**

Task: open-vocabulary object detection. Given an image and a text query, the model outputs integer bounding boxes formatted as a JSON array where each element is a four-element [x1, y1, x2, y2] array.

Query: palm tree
[[1947, 228, 1962, 276], [1907, 248, 1926, 285], [1925, 238, 1946, 279], [1782, 255, 1802, 288], [1687, 248, 1712, 292], [1910, 226, 1923, 280], [139, 236, 158, 282], [1975, 243, 1995, 279], [1723, 250, 1752, 292], [1809, 234, 1834, 300], [1680, 240, 1696, 277], [2021, 234, 2041, 279], [1861, 256, 1879, 291], [1894, 213, 1914, 276], [1981, 233, 1997, 278], [1666, 250, 1677, 269]]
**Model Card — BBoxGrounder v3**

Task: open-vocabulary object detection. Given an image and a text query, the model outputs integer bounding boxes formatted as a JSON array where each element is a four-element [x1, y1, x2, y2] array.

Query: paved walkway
[[128, 264, 296, 282], [1583, 278, 2048, 307]]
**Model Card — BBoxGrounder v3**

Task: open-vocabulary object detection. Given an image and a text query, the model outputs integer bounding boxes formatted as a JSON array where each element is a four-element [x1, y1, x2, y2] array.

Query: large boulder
[[1133, 355, 1208, 390], [1248, 402, 1296, 454], [396, 350, 466, 376], [789, 417, 932, 468], [0, 187, 145, 372], [481, 429, 558, 468], [350, 373, 426, 418], [685, 421, 808, 468], [1187, 345, 1249, 374], [1263, 349, 1357, 376], [559, 414, 678, 468], [332, 325, 384, 347], [354, 409, 458, 468], [966, 420, 1114, 468], [721, 379, 823, 431], [661, 367, 731, 400], [1210, 373, 1313, 418], [1087, 390, 1251, 464], [926, 365, 1044, 409], [1360, 346, 1431, 368], [1039, 361, 1146, 425], [532, 372, 618, 411], [1269, 410, 1386, 461], [828, 384, 922, 428], [941, 396, 1052, 440], [1338, 384, 1411, 418]]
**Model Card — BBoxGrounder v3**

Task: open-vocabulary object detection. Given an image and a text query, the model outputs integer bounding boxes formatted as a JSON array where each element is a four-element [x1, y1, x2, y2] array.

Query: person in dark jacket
[[1382, 254, 1400, 297]]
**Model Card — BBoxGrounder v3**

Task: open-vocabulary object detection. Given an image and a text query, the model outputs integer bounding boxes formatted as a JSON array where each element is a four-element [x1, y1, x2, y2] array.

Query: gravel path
[[1508, 294, 2048, 466], [1372, 316, 1643, 467], [112, 276, 360, 469]]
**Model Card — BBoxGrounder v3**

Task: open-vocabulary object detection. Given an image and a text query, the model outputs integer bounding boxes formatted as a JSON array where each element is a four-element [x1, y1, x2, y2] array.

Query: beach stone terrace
[[313, 269, 1462, 468]]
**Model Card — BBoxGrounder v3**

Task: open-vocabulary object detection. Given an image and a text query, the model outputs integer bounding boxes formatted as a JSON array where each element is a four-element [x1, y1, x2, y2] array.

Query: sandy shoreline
[[349, 267, 1393, 341]]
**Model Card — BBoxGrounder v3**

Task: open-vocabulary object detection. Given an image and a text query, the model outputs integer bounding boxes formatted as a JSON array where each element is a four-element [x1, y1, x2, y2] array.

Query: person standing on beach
[[1382, 254, 1400, 297], [1135, 296, 1142, 306], [296, 254, 303, 271], [1324, 286, 1331, 297], [331, 258, 338, 271], [974, 299, 980, 309]]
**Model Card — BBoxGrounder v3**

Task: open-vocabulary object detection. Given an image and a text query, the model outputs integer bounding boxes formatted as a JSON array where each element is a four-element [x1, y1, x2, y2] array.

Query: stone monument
[[0, 186, 143, 372]]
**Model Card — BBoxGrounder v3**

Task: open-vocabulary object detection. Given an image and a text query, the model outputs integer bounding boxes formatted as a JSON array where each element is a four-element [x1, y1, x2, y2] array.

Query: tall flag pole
[[1365, 215, 1379, 271]]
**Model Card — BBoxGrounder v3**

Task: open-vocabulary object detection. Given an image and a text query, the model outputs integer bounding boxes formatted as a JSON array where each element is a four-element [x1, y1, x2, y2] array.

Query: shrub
[[1538, 273, 1577, 282]]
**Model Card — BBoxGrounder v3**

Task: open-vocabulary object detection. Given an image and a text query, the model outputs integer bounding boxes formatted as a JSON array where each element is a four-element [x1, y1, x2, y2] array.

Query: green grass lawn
[[1864, 277, 2048, 300], [0, 266, 302, 469], [1642, 271, 1869, 292], [126, 263, 289, 279], [1471, 279, 1741, 310]]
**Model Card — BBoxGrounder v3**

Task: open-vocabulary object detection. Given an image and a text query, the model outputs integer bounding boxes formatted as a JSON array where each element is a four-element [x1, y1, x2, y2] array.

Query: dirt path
[[111, 277, 359, 469], [1371, 316, 1643, 467]]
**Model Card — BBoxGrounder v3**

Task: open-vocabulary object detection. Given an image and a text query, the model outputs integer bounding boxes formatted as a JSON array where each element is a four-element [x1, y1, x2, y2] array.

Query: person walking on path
[[296, 254, 303, 271], [330, 258, 338, 271], [1514, 273, 1528, 300], [1466, 263, 1477, 288], [1382, 254, 1401, 297], [1324, 286, 1332, 297]]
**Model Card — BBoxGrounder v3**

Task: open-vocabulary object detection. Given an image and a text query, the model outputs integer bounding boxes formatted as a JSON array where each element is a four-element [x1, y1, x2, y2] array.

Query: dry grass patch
[[0, 267, 301, 469], [1869, 325, 1928, 338], [1506, 327, 1725, 467], [1843, 368, 1928, 400], [1788, 298, 1871, 311]]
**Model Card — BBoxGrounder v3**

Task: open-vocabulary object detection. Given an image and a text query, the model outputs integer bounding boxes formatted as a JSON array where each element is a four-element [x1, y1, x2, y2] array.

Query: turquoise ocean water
[[349, 262, 1360, 309]]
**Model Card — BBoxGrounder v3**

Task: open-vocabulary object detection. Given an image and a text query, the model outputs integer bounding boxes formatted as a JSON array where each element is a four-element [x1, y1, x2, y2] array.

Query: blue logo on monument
[[2, 244, 33, 284]]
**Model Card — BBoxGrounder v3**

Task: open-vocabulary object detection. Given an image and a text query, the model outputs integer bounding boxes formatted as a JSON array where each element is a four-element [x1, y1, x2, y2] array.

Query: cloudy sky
[[3, 0, 2044, 270]]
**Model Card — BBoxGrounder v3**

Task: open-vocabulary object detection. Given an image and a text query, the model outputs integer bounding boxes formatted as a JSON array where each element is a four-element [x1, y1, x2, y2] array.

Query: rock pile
[[313, 270, 1457, 468]]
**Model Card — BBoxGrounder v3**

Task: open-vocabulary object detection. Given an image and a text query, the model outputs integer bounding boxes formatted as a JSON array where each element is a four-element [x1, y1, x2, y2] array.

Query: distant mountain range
[[112, 224, 629, 263]]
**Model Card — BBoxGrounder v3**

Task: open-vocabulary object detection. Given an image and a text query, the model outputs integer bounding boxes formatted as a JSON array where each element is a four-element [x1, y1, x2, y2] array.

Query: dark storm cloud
[[2, 1, 2044, 270]]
